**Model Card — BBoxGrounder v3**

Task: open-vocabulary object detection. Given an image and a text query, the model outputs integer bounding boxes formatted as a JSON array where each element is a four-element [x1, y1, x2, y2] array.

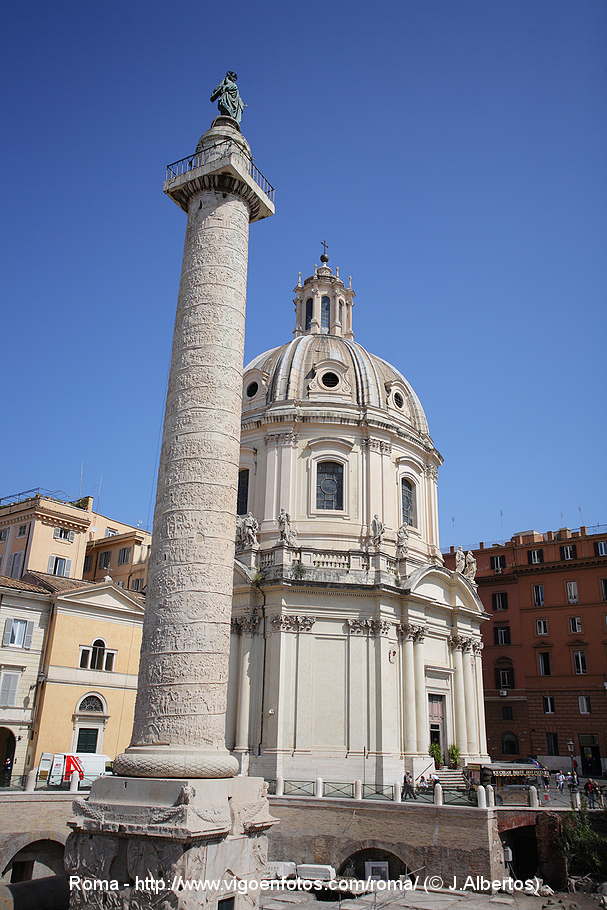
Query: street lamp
[[567, 739, 575, 778]]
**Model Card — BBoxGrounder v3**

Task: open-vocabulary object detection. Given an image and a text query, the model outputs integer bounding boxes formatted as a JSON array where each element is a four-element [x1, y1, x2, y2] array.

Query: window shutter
[[53, 528, 60, 539], [2, 619, 13, 647], [23, 620, 34, 650], [0, 673, 18, 706], [571, 544, 577, 559], [11, 552, 23, 579], [65, 559, 72, 578], [527, 551, 533, 564], [68, 531, 75, 543], [48, 555, 55, 574]]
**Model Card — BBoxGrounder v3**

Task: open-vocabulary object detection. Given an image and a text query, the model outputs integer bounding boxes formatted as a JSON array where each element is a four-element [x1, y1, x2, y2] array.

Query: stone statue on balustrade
[[370, 514, 385, 549], [464, 550, 477, 583], [455, 545, 466, 574], [396, 524, 409, 559], [210, 71, 246, 124], [236, 512, 259, 551], [278, 507, 297, 546]]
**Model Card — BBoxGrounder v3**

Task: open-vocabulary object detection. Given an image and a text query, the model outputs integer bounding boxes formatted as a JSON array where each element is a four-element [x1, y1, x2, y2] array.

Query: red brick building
[[445, 526, 607, 776]]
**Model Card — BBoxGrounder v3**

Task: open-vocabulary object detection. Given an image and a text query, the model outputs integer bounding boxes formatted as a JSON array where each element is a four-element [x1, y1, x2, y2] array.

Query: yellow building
[[29, 572, 144, 766], [0, 488, 149, 587], [82, 529, 151, 593]]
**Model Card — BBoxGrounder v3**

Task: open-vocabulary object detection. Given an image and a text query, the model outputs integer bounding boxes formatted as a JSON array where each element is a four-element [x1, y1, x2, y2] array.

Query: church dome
[[244, 335, 429, 436], [242, 255, 430, 439]]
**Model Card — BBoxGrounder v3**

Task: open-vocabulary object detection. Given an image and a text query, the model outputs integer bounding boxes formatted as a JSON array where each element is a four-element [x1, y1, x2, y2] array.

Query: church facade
[[227, 256, 490, 785]]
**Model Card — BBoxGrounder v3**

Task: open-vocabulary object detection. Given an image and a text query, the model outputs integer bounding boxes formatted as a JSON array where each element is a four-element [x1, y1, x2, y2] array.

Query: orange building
[[445, 526, 607, 776]]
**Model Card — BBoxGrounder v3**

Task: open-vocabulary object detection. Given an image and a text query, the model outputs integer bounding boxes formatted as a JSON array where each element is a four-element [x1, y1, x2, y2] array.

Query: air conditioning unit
[[499, 690, 508, 697]]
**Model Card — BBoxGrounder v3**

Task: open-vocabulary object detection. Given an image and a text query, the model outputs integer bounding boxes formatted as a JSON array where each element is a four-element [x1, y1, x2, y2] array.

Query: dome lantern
[[293, 246, 355, 339]]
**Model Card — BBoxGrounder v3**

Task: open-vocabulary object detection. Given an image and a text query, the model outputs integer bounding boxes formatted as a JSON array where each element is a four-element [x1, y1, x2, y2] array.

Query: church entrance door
[[428, 694, 445, 754]]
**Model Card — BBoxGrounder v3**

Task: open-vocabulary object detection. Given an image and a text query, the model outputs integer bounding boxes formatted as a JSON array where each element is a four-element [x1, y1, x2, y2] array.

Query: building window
[[532, 584, 544, 607], [245, 381, 258, 398], [0, 529, 8, 542], [494, 625, 511, 646], [573, 650, 587, 674], [316, 461, 344, 511], [536, 618, 548, 635], [492, 592, 508, 611], [131, 577, 142, 592], [566, 581, 578, 604], [491, 555, 506, 571], [538, 651, 551, 676], [543, 695, 555, 714], [3, 617, 33, 649], [105, 528, 118, 538], [578, 695, 591, 715], [321, 371, 340, 389], [0, 670, 20, 707], [546, 732, 559, 756], [595, 540, 607, 557], [560, 544, 577, 561], [495, 661, 514, 689], [48, 555, 70, 577], [98, 551, 111, 570], [79, 695, 104, 713], [502, 706, 513, 720], [8, 552, 23, 579], [237, 469, 249, 516], [528, 548, 544, 564], [76, 728, 99, 753], [400, 478, 417, 527], [304, 298, 313, 331], [601, 579, 607, 601], [118, 547, 131, 566], [569, 616, 582, 633], [79, 640, 116, 672], [502, 732, 519, 755], [320, 295, 330, 333], [53, 527, 75, 542], [17, 524, 27, 538], [83, 555, 92, 573]]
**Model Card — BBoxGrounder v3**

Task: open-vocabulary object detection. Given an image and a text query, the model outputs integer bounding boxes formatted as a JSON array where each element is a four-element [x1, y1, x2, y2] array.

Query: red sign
[[63, 755, 85, 782]]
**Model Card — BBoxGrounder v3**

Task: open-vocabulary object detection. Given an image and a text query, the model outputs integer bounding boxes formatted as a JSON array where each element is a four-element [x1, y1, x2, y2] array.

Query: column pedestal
[[66, 776, 275, 909]]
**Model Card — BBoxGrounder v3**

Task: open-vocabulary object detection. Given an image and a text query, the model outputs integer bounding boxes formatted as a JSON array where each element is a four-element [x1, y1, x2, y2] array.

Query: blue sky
[[1, 0, 605, 549]]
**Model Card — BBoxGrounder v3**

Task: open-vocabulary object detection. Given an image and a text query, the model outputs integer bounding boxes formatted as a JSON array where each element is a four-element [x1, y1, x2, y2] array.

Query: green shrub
[[429, 742, 443, 769]]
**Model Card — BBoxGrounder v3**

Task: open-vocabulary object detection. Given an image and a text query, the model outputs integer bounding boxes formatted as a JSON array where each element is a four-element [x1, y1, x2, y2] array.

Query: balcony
[[165, 141, 275, 205]]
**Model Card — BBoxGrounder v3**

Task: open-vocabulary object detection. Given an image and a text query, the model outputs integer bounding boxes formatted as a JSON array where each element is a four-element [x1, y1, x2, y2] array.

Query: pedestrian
[[556, 771, 565, 794], [401, 772, 416, 800], [584, 778, 597, 809], [2, 756, 12, 786]]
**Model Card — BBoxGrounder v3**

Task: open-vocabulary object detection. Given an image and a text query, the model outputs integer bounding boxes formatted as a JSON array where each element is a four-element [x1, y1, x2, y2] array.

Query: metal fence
[[362, 784, 394, 801], [324, 781, 354, 799], [283, 779, 315, 797], [165, 142, 275, 203]]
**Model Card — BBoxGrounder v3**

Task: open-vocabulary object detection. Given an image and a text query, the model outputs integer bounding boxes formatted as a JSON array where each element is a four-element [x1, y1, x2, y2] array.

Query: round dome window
[[321, 372, 340, 389], [246, 381, 259, 398], [393, 392, 404, 409]]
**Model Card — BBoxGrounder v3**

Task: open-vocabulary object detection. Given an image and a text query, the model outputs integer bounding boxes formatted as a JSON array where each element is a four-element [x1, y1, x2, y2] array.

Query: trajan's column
[[66, 72, 276, 909]]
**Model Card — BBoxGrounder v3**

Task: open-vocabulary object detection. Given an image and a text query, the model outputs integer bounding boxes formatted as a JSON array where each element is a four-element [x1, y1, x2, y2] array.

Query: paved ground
[[260, 887, 596, 910]]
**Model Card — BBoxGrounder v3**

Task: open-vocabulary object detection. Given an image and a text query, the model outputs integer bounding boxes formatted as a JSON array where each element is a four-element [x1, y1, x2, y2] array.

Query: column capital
[[232, 610, 260, 635], [271, 614, 315, 633], [449, 633, 473, 651], [369, 619, 391, 637]]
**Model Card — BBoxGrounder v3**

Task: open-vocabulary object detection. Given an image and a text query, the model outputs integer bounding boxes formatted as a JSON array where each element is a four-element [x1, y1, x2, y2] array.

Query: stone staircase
[[433, 769, 468, 789]]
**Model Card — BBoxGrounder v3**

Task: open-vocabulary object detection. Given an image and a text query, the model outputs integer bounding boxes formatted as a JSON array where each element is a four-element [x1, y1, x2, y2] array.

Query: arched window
[[90, 639, 106, 671], [237, 469, 249, 515], [495, 658, 515, 690], [305, 298, 313, 331], [321, 296, 330, 333], [502, 732, 519, 755], [316, 461, 344, 510], [78, 695, 104, 713], [401, 478, 417, 527]]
